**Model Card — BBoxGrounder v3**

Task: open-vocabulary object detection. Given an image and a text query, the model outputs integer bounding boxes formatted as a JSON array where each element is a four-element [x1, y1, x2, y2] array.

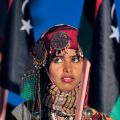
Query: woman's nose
[[63, 61, 72, 73]]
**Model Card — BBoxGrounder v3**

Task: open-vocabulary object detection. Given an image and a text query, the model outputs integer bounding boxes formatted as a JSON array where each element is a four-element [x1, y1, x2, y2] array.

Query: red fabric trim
[[44, 29, 79, 53]]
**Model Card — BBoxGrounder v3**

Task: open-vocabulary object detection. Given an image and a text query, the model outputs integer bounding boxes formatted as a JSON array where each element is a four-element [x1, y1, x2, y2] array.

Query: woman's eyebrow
[[57, 54, 64, 57], [54, 55, 63, 58], [70, 55, 78, 57]]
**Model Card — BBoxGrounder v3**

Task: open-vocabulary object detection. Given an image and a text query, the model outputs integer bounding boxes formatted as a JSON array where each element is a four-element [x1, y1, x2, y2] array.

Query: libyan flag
[[0, 0, 34, 94], [78, 0, 120, 120]]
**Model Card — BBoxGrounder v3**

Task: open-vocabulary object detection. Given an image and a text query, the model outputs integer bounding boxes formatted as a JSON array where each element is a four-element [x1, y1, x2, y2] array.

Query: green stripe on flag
[[110, 97, 120, 120], [78, 14, 93, 61]]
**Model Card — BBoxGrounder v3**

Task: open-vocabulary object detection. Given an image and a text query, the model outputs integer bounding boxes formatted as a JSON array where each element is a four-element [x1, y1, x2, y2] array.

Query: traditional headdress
[[32, 24, 83, 69]]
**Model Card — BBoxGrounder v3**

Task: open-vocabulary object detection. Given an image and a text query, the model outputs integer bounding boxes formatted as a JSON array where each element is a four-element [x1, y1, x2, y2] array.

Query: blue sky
[[30, 0, 84, 41], [30, 0, 120, 41]]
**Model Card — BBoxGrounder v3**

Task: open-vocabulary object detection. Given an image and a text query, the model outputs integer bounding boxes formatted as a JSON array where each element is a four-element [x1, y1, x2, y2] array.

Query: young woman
[[12, 24, 112, 120]]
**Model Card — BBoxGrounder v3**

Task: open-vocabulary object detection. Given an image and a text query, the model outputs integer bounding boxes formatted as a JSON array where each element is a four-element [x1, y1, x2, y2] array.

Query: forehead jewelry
[[49, 31, 71, 56], [32, 39, 47, 68]]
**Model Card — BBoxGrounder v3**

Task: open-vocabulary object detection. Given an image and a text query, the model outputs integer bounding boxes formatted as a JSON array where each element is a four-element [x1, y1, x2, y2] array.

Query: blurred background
[[0, 0, 120, 119]]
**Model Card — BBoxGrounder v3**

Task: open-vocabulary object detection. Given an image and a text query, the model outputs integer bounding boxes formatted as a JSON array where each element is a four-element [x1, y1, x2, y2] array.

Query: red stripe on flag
[[8, 0, 13, 11], [95, 0, 102, 17]]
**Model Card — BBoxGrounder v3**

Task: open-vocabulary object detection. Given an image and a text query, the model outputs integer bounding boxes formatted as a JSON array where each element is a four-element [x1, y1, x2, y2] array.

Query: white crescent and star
[[109, 25, 120, 43], [20, 0, 32, 35], [111, 3, 115, 19], [22, 0, 29, 14], [109, 3, 120, 43], [20, 19, 32, 34]]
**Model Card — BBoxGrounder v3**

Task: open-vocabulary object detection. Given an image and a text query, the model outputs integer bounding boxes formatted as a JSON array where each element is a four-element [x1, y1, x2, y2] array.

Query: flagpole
[[0, 88, 8, 120], [75, 59, 90, 120]]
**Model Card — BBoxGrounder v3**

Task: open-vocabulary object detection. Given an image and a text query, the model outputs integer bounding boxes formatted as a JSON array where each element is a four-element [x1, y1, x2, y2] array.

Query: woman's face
[[49, 49, 83, 92]]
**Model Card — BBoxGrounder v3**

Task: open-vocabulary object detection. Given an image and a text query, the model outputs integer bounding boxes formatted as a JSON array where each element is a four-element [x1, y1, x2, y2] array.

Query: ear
[[45, 67, 55, 85]]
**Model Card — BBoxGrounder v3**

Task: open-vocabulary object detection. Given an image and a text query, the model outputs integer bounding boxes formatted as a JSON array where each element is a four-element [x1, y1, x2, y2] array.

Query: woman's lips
[[62, 77, 74, 83]]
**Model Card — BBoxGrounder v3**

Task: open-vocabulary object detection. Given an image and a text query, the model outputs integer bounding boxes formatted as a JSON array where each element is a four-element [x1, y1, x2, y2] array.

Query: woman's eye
[[53, 57, 63, 63], [72, 57, 80, 63]]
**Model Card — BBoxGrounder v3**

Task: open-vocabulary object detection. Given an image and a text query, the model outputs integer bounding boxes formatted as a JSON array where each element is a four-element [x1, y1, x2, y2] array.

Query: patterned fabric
[[41, 84, 112, 120], [82, 107, 113, 120], [41, 85, 79, 116], [12, 104, 113, 120]]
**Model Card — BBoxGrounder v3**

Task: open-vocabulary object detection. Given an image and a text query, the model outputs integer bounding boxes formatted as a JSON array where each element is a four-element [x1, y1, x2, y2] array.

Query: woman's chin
[[59, 86, 75, 92]]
